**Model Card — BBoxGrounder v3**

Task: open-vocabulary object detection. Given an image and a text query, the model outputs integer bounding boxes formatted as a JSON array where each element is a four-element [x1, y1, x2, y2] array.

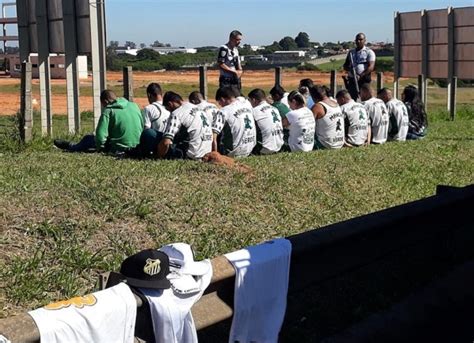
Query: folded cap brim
[[167, 273, 201, 295], [178, 260, 211, 276]]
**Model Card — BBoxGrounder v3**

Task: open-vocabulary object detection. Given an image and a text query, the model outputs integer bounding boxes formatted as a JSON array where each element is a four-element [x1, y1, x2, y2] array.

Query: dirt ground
[[0, 70, 394, 115]]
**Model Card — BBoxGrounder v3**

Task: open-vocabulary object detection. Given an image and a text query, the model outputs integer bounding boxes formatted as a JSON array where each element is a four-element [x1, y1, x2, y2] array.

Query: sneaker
[[53, 139, 72, 150]]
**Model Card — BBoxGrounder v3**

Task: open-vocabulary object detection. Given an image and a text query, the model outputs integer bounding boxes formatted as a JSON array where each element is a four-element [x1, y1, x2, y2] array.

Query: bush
[[297, 64, 320, 71]]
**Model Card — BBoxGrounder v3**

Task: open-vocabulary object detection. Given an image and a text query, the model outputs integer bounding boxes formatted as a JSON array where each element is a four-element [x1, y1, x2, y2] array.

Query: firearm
[[349, 51, 360, 98]]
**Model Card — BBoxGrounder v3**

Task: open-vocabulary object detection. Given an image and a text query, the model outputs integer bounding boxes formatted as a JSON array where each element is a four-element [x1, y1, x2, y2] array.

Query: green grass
[[316, 56, 394, 72], [0, 105, 473, 318]]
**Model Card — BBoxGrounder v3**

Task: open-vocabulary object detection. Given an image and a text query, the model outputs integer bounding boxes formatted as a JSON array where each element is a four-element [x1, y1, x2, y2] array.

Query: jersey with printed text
[[252, 101, 284, 154], [316, 101, 345, 149], [341, 99, 369, 146], [212, 100, 256, 157], [163, 102, 213, 159], [363, 97, 389, 144], [285, 107, 315, 152], [197, 100, 219, 124], [386, 98, 409, 141]]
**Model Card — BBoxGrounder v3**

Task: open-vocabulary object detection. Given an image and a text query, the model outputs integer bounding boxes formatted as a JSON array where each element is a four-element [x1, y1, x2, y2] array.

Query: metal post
[[89, 0, 106, 128], [330, 70, 336, 97], [421, 9, 428, 108], [449, 77, 457, 121], [275, 67, 282, 86], [16, 0, 30, 63], [376, 72, 384, 92], [417, 74, 426, 111], [123, 66, 133, 101], [393, 11, 401, 99], [36, 0, 52, 136], [20, 62, 33, 142], [199, 66, 208, 99], [447, 6, 455, 118], [97, 0, 107, 91], [62, 0, 80, 133]]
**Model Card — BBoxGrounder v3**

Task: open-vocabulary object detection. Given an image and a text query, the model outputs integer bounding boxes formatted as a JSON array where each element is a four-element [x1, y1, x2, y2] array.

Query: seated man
[[54, 90, 143, 153], [336, 89, 370, 147], [360, 84, 389, 144], [143, 82, 170, 133], [189, 91, 219, 124], [299, 78, 315, 109], [157, 91, 213, 160], [269, 85, 290, 119], [377, 88, 409, 142], [309, 85, 345, 149], [248, 88, 284, 155], [212, 86, 256, 158]]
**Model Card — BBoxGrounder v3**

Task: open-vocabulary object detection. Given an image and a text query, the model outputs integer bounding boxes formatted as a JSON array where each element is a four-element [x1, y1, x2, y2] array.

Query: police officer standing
[[343, 33, 376, 101], [217, 30, 243, 90]]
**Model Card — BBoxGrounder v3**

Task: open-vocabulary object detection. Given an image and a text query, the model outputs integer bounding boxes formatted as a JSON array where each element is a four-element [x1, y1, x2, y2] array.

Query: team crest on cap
[[144, 258, 161, 276]]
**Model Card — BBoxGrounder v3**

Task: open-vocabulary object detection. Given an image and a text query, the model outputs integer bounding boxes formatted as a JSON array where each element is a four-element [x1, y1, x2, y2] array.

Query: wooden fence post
[[123, 66, 134, 102], [275, 67, 282, 86], [199, 66, 208, 99], [376, 72, 384, 92], [330, 70, 337, 97], [20, 61, 33, 142]]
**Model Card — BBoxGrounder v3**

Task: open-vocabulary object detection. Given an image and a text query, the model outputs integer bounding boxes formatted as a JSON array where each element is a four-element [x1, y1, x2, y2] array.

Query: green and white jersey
[[163, 102, 213, 160], [386, 98, 409, 141], [286, 107, 315, 152], [252, 101, 284, 154], [363, 97, 389, 144], [143, 101, 170, 133], [340, 99, 369, 146], [212, 100, 256, 157], [197, 100, 219, 124], [315, 102, 345, 149]]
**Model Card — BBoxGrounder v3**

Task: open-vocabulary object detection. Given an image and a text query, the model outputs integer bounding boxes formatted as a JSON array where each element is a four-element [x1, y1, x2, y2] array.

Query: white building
[[9, 54, 88, 79], [150, 47, 197, 55]]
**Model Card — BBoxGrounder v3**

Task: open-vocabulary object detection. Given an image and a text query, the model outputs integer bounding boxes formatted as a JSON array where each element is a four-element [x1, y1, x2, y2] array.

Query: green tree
[[136, 48, 161, 60], [261, 41, 282, 54], [279, 36, 298, 51], [124, 41, 136, 49], [108, 40, 119, 48], [295, 32, 310, 48]]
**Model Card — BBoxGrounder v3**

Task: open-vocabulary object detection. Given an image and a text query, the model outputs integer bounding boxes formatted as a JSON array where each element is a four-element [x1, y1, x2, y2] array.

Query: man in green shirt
[[270, 85, 290, 119], [54, 90, 143, 153]]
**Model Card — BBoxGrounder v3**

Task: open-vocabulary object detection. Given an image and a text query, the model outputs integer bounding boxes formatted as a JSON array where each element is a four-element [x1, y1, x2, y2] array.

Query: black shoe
[[53, 139, 72, 150]]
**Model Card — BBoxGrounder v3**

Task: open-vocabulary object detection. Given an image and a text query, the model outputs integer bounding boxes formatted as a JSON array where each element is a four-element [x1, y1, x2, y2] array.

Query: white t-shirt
[[363, 97, 389, 144], [196, 100, 219, 125], [163, 102, 213, 159], [225, 238, 292, 343], [348, 46, 376, 77], [281, 92, 289, 108], [386, 98, 409, 141], [28, 283, 137, 343], [143, 101, 170, 133], [315, 101, 345, 149], [285, 107, 315, 152], [341, 99, 369, 146], [252, 101, 284, 154], [212, 99, 257, 158], [140, 260, 213, 343]]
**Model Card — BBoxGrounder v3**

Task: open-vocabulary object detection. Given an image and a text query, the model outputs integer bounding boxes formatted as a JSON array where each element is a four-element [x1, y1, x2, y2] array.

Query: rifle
[[349, 51, 360, 100]]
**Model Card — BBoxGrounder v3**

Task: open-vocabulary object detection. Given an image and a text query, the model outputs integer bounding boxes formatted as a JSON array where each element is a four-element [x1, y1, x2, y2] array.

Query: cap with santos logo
[[119, 249, 171, 289]]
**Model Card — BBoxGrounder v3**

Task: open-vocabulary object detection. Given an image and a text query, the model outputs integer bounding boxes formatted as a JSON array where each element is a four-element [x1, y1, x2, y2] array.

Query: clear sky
[[106, 0, 472, 47]]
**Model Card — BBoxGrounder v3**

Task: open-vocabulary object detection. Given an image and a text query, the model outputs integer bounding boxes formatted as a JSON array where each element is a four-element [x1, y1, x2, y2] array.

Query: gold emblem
[[143, 258, 161, 276], [44, 294, 97, 310]]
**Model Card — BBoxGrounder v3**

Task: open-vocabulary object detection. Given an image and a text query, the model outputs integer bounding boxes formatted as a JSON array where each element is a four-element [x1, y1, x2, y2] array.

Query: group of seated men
[[54, 79, 428, 160]]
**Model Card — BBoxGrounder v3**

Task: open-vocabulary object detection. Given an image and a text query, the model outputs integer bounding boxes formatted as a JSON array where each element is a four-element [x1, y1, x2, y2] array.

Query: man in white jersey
[[143, 83, 170, 132], [189, 91, 219, 124], [309, 86, 345, 149], [157, 91, 213, 160], [247, 88, 284, 154], [343, 33, 376, 101], [218, 30, 243, 90], [212, 86, 256, 157], [377, 88, 409, 142], [282, 90, 315, 152], [360, 84, 389, 144], [336, 89, 370, 147]]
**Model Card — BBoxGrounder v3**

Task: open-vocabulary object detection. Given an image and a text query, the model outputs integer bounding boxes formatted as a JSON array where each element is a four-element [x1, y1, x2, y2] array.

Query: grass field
[[0, 104, 473, 318]]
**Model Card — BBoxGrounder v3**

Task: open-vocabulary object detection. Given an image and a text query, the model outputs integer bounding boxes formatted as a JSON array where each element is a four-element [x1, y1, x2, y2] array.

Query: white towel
[[140, 259, 213, 343], [28, 283, 137, 343], [225, 238, 292, 343]]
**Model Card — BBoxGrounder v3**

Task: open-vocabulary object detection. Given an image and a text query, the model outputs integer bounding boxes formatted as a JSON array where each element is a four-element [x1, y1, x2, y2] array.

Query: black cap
[[119, 249, 171, 289]]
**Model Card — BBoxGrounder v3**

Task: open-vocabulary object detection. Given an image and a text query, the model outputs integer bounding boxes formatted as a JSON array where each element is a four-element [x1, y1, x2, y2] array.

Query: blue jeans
[[138, 129, 184, 159], [68, 134, 97, 152]]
